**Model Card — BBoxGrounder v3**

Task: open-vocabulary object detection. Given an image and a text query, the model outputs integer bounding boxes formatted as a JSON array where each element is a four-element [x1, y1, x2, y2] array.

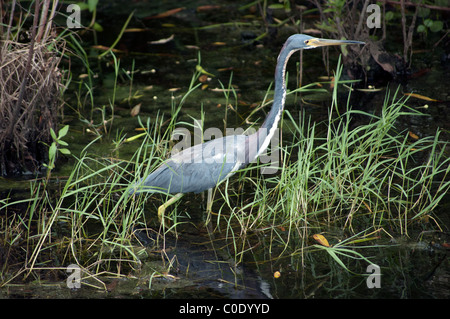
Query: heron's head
[[284, 34, 364, 51]]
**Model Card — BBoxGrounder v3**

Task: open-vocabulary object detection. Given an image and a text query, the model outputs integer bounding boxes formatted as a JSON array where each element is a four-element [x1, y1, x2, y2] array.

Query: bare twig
[[43, 0, 59, 41], [400, 0, 419, 64], [5, 0, 40, 140], [4, 0, 16, 42], [36, 0, 49, 42], [355, 0, 370, 38], [400, 0, 407, 59]]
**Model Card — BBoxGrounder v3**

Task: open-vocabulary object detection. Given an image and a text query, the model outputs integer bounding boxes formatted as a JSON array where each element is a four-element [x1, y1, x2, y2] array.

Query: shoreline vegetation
[[1, 1, 448, 296]]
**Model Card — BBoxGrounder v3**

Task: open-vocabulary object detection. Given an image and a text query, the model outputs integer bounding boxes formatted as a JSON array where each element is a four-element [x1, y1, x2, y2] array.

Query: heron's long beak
[[306, 37, 365, 48]]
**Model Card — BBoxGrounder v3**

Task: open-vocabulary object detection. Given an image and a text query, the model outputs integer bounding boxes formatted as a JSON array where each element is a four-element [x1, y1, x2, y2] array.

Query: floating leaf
[[409, 131, 419, 140], [198, 74, 209, 83], [92, 45, 124, 53], [404, 93, 440, 102], [355, 87, 383, 92], [369, 42, 395, 74], [217, 67, 234, 72], [130, 103, 141, 117], [196, 5, 221, 12], [149, 34, 174, 44], [124, 28, 148, 33], [410, 68, 431, 79], [145, 7, 185, 20], [313, 234, 331, 247]]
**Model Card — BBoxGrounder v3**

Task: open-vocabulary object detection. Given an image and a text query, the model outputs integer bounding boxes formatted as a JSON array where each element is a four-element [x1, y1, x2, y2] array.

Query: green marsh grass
[[212, 62, 450, 263], [0, 64, 204, 288], [1, 58, 449, 289]]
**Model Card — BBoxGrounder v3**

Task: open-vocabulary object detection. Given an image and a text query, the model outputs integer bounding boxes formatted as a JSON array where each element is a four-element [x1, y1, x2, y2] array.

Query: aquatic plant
[[211, 60, 450, 262]]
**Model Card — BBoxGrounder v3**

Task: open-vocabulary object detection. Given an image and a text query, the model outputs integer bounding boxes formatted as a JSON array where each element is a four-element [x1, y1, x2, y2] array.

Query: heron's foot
[[157, 193, 184, 227]]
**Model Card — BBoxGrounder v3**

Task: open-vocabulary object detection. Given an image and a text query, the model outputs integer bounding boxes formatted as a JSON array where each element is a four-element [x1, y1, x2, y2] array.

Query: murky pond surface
[[1, 1, 449, 299]]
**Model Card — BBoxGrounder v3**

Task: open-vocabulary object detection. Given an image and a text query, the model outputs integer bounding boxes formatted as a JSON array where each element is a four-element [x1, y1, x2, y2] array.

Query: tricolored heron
[[130, 34, 364, 223]]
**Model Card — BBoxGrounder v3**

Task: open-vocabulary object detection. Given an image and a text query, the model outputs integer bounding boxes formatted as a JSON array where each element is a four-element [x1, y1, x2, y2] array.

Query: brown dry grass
[[0, 0, 65, 176]]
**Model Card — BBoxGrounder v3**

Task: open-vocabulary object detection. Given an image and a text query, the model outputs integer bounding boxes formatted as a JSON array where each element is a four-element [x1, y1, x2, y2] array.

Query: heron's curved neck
[[253, 46, 297, 159], [261, 48, 295, 131]]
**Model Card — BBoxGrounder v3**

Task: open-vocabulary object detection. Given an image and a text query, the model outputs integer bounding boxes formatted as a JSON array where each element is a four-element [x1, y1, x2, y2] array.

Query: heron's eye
[[304, 40, 310, 45]]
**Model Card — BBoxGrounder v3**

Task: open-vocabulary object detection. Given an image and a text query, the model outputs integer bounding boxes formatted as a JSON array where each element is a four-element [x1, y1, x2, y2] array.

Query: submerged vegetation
[[0, 1, 449, 297]]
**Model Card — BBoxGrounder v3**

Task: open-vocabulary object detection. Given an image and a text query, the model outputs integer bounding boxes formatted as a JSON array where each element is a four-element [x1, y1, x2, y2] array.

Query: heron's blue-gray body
[[137, 134, 248, 194], [133, 127, 277, 194]]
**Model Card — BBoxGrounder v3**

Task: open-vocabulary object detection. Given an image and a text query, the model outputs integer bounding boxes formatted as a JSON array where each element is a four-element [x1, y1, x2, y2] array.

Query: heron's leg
[[158, 193, 184, 223], [206, 188, 213, 213], [204, 188, 215, 231]]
